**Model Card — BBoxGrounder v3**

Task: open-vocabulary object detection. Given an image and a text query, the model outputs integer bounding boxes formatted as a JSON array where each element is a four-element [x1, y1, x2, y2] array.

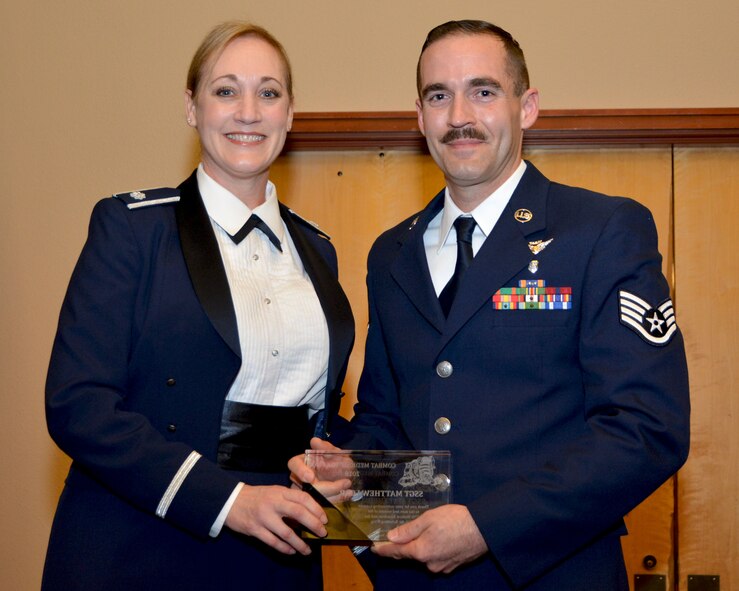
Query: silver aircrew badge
[[619, 290, 677, 346], [528, 260, 539, 273], [130, 191, 146, 200], [528, 238, 553, 255], [514, 208, 533, 223]]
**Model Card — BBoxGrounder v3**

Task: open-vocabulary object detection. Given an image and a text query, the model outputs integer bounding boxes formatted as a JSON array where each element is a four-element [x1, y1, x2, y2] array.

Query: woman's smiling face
[[185, 35, 293, 199]]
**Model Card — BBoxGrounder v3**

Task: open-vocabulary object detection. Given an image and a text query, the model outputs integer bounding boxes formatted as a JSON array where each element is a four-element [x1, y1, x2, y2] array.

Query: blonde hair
[[187, 21, 293, 101]]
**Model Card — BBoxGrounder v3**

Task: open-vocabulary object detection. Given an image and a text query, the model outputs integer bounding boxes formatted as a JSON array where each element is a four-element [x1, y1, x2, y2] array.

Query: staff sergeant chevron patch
[[619, 290, 677, 346]]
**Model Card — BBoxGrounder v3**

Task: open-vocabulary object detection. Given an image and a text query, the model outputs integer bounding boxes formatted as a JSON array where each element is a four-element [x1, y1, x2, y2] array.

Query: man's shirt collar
[[437, 160, 527, 252]]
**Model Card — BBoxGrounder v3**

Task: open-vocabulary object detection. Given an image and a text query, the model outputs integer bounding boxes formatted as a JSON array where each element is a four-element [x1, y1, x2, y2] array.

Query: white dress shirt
[[197, 165, 330, 413], [196, 165, 330, 536], [424, 161, 527, 294]]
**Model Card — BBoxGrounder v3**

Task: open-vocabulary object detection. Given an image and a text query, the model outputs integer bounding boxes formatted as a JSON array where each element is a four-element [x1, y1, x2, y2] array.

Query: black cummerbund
[[218, 400, 313, 473]]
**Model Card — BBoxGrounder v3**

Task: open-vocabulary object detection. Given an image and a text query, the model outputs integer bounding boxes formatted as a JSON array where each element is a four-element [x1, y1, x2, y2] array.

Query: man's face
[[416, 34, 538, 203]]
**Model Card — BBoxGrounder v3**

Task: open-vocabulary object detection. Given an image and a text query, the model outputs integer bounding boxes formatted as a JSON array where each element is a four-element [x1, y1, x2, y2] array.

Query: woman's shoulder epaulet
[[113, 187, 181, 210], [286, 208, 331, 240]]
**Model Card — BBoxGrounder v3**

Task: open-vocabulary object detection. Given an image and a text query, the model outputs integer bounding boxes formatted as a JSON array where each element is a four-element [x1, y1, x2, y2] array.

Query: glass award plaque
[[301, 450, 451, 545]]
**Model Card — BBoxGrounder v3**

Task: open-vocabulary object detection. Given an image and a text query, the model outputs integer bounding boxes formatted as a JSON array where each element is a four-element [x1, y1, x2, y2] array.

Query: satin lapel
[[280, 205, 354, 397], [175, 172, 240, 357], [389, 190, 447, 334], [444, 163, 551, 336]]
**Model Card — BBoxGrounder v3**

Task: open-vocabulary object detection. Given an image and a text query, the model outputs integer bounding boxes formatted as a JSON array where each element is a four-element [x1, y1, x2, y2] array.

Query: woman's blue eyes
[[214, 88, 281, 99]]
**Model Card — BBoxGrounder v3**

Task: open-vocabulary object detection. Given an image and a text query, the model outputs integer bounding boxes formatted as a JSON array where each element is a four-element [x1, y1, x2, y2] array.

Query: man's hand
[[224, 484, 327, 555], [288, 437, 352, 501], [372, 504, 488, 574]]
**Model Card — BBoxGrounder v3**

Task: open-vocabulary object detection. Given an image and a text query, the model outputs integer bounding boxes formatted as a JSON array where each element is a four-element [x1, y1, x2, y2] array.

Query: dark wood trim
[[285, 109, 739, 150]]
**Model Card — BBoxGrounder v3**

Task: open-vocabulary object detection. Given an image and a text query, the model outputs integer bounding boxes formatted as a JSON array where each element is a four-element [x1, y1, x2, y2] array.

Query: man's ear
[[520, 88, 539, 130], [415, 98, 426, 137]]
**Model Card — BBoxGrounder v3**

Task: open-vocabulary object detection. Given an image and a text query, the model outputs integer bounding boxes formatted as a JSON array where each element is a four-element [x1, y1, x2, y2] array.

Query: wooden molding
[[285, 109, 739, 150]]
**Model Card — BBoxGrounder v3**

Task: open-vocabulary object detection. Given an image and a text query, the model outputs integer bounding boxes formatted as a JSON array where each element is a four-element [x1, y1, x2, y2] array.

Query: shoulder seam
[[287, 208, 331, 240]]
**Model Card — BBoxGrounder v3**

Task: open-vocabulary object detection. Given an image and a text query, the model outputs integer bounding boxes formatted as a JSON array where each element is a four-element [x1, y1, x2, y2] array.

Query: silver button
[[253, 254, 260, 261], [264, 297, 271, 305], [434, 417, 451, 434], [271, 349, 279, 357], [436, 361, 453, 378]]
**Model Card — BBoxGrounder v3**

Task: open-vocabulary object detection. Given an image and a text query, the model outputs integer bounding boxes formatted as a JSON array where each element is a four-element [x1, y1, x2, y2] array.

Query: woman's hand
[[224, 484, 327, 555]]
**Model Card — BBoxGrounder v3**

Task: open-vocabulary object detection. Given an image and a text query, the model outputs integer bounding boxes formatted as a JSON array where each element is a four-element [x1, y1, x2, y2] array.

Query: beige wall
[[1, 1, 737, 588]]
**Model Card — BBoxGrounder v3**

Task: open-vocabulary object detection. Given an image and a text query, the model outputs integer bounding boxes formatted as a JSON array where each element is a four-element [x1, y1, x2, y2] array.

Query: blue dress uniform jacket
[[42, 171, 354, 590], [340, 163, 689, 590]]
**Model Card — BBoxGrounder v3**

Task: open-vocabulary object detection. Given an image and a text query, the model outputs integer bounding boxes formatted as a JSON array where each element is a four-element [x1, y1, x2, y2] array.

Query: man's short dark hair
[[416, 20, 530, 98]]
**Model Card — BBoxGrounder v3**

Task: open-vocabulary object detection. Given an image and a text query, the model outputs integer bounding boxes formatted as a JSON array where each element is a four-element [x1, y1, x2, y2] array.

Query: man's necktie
[[438, 216, 476, 316], [230, 214, 282, 252]]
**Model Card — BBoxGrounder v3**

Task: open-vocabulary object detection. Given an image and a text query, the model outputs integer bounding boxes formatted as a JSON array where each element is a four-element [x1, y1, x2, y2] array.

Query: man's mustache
[[441, 127, 487, 144]]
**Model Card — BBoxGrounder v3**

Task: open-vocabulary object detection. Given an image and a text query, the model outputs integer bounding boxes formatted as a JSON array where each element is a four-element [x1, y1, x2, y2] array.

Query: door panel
[[674, 146, 739, 591]]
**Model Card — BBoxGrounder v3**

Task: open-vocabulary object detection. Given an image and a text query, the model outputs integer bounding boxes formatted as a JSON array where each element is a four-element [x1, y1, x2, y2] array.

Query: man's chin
[[442, 163, 487, 183]]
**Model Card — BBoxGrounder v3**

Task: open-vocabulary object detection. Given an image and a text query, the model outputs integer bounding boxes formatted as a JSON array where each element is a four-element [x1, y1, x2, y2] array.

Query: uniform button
[[167, 424, 177, 432], [166, 378, 176, 387], [272, 349, 279, 357], [264, 297, 271, 305], [253, 254, 260, 261], [434, 417, 451, 434], [436, 361, 453, 378]]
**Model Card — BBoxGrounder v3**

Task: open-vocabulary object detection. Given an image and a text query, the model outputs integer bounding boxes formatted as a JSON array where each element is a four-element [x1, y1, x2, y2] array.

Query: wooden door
[[673, 146, 739, 591]]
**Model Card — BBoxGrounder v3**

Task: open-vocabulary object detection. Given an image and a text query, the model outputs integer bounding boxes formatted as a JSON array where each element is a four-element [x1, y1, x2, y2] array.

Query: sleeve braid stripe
[[155, 451, 202, 518]]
